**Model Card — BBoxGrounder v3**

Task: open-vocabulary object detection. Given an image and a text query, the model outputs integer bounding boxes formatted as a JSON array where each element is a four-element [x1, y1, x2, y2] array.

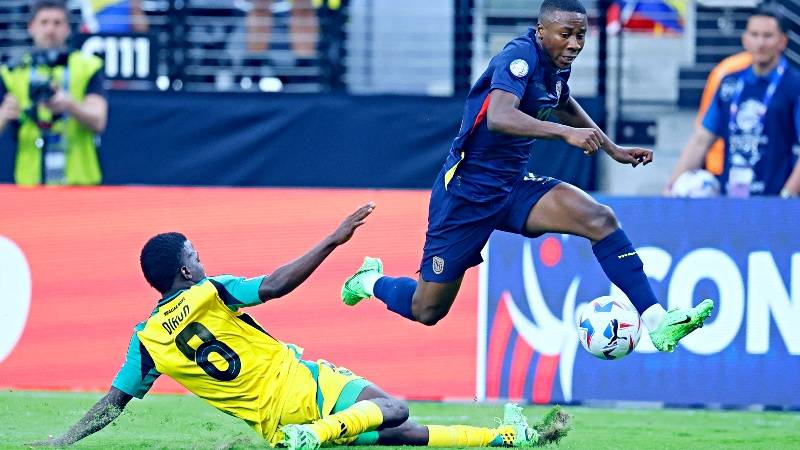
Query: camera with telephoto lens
[[29, 76, 55, 104], [28, 49, 70, 104]]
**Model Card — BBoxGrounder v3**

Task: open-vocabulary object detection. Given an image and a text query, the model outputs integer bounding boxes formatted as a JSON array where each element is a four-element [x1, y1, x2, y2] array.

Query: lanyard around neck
[[728, 57, 787, 134]]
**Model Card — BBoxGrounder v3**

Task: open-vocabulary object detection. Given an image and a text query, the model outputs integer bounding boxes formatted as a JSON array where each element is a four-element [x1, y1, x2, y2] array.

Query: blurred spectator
[[242, 0, 344, 90], [79, 0, 149, 34], [246, 0, 318, 57], [184, 0, 249, 89], [314, 0, 346, 90], [667, 3, 800, 198], [0, 0, 108, 185], [696, 51, 752, 177]]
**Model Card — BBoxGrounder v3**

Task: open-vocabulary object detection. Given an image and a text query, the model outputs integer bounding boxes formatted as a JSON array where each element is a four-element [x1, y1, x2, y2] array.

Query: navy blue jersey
[[443, 28, 571, 202], [702, 57, 800, 195]]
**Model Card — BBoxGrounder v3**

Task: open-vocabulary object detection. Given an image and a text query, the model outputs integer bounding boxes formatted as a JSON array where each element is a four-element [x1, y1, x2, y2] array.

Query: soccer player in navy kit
[[342, 0, 713, 352]]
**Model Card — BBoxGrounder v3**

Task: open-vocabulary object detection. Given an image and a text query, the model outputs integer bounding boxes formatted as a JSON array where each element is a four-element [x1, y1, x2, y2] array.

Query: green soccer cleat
[[341, 257, 383, 306], [500, 403, 541, 447], [280, 424, 321, 450], [649, 299, 715, 352]]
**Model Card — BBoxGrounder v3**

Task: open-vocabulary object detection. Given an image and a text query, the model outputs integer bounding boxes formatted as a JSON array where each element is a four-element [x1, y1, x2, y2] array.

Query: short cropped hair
[[539, 0, 587, 21], [29, 0, 70, 23], [140, 232, 188, 293], [752, 2, 789, 34]]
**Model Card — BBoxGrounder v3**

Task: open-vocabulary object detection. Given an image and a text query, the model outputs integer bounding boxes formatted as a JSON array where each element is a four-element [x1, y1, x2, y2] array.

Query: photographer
[[0, 0, 107, 186]]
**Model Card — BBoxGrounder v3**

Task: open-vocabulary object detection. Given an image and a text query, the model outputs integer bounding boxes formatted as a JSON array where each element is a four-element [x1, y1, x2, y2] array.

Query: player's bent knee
[[413, 305, 448, 326], [377, 398, 409, 427], [394, 401, 410, 424], [411, 294, 451, 326], [586, 204, 619, 238]]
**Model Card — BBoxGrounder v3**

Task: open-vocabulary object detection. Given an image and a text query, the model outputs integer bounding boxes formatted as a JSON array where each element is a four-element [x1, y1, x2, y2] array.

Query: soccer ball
[[577, 296, 642, 360], [670, 169, 720, 198]]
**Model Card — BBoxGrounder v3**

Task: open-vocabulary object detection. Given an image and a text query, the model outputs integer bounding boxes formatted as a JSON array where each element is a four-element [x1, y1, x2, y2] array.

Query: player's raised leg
[[342, 258, 464, 326], [342, 172, 495, 326], [524, 183, 713, 352]]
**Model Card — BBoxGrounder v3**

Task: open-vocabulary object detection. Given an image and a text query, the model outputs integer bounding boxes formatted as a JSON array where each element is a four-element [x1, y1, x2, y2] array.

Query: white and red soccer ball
[[578, 296, 642, 360]]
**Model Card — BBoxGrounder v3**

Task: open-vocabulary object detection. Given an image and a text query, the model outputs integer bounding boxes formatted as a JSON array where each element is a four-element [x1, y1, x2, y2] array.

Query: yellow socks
[[301, 402, 517, 447], [426, 424, 514, 447], [305, 400, 384, 443]]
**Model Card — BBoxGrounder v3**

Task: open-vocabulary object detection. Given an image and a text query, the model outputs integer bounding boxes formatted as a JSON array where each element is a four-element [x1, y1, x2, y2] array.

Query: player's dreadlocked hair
[[539, 0, 587, 21], [140, 232, 188, 293]]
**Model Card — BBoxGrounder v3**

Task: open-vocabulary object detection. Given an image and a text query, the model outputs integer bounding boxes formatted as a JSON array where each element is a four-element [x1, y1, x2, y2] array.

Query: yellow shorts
[[268, 359, 372, 446]]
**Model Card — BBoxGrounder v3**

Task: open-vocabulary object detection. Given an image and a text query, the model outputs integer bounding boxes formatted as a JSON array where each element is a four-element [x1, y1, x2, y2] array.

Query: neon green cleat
[[341, 257, 383, 306], [280, 424, 321, 450], [649, 299, 715, 352], [500, 403, 541, 447]]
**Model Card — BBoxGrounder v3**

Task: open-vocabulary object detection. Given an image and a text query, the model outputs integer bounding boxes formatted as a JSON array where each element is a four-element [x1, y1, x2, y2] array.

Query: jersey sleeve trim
[[208, 275, 267, 311], [700, 81, 725, 136], [111, 323, 160, 399]]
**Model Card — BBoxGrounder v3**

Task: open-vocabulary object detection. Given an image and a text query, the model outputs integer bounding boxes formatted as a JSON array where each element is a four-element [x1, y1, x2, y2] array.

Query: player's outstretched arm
[[258, 202, 375, 301], [487, 89, 575, 139], [30, 387, 132, 446], [488, 90, 610, 157], [555, 96, 653, 167]]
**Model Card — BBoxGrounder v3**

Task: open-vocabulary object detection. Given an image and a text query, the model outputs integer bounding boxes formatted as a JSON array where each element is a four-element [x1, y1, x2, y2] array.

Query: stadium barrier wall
[[4, 187, 796, 407], [479, 197, 800, 408], [0, 186, 478, 399], [0, 92, 599, 190]]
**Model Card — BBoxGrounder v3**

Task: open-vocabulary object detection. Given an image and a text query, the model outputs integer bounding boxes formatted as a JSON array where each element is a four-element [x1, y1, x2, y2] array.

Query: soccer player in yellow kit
[[33, 203, 570, 449]]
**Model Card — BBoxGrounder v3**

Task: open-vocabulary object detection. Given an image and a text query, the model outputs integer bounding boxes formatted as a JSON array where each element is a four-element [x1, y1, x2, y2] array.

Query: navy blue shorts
[[419, 173, 560, 282]]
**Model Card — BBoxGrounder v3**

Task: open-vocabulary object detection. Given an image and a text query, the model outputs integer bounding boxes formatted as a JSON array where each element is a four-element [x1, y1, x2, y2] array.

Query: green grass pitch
[[2, 391, 799, 449]]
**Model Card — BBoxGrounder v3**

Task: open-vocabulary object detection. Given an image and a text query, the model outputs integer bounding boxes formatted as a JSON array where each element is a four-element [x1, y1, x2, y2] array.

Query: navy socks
[[373, 276, 417, 321], [592, 229, 658, 314]]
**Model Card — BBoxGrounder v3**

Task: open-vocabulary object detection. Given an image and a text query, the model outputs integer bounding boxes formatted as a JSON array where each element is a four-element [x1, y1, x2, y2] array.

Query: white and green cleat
[[501, 403, 540, 447], [341, 257, 383, 306], [649, 299, 715, 352], [280, 424, 321, 450]]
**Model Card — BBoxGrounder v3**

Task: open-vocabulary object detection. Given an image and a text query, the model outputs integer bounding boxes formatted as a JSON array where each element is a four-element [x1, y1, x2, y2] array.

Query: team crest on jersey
[[555, 80, 563, 99], [510, 59, 528, 77], [432, 256, 445, 275], [735, 99, 766, 133], [720, 78, 738, 101]]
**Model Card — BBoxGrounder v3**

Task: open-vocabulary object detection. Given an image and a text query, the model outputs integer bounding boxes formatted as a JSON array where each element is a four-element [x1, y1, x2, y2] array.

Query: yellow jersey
[[112, 275, 304, 441]]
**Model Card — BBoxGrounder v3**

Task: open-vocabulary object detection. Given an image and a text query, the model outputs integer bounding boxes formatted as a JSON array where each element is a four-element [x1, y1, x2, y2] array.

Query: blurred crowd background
[[1, 0, 798, 193]]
